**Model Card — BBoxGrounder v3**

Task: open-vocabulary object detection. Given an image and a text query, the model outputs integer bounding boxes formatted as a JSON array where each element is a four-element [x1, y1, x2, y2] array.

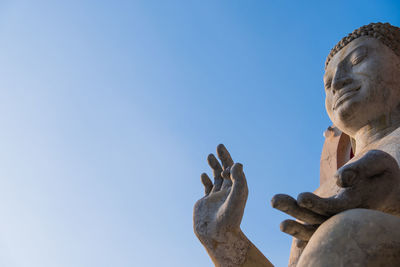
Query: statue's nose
[[332, 67, 353, 92]]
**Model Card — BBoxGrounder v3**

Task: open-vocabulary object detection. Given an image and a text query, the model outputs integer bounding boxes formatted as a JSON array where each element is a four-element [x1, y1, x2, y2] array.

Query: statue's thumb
[[231, 163, 245, 183]]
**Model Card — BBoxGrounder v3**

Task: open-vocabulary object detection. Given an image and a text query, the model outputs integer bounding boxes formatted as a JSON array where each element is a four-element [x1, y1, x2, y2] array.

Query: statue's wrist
[[202, 230, 251, 267]]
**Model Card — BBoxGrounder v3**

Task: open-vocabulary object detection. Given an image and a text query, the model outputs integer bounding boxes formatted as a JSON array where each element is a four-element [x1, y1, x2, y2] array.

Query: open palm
[[193, 144, 248, 245]]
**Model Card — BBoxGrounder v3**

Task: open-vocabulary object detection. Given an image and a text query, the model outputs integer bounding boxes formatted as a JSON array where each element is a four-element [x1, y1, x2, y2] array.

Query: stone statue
[[193, 22, 400, 266]]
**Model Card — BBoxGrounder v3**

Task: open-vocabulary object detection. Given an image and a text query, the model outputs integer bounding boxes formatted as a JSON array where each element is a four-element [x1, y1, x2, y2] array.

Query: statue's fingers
[[297, 191, 361, 216], [217, 144, 234, 170], [271, 194, 327, 224], [335, 169, 357, 188], [224, 163, 248, 225], [335, 150, 400, 188], [280, 219, 317, 241], [221, 167, 231, 179], [207, 154, 223, 192], [201, 173, 213, 195], [221, 166, 233, 190]]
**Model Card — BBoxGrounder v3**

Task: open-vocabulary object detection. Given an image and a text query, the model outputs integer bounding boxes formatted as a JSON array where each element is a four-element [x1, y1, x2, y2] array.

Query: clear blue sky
[[0, 1, 399, 266]]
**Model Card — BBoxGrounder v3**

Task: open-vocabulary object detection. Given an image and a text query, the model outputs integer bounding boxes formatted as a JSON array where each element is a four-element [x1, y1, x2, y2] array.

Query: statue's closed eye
[[350, 46, 368, 66], [351, 54, 367, 66]]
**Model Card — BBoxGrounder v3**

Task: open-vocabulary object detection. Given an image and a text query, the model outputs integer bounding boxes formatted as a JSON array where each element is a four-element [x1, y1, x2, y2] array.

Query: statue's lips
[[334, 87, 361, 110]]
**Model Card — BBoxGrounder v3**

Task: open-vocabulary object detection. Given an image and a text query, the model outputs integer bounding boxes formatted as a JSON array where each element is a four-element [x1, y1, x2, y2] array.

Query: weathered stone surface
[[320, 127, 351, 186], [194, 22, 400, 267], [298, 209, 400, 266]]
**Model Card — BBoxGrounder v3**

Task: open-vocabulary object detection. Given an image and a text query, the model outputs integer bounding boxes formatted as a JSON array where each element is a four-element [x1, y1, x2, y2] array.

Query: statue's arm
[[200, 230, 273, 267], [242, 240, 274, 267], [194, 144, 273, 267]]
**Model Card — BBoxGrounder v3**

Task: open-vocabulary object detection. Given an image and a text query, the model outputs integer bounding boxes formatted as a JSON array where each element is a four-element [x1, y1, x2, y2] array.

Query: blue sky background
[[0, 1, 399, 266]]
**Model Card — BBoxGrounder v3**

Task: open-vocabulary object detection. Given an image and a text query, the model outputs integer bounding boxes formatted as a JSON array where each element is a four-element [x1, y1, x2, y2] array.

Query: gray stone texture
[[193, 22, 400, 266]]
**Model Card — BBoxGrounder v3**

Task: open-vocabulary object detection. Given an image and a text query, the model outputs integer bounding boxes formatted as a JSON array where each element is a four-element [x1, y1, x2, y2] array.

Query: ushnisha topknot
[[325, 22, 400, 69]]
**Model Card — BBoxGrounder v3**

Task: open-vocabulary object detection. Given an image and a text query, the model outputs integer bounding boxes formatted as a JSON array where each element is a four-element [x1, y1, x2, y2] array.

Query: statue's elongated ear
[[320, 126, 353, 186]]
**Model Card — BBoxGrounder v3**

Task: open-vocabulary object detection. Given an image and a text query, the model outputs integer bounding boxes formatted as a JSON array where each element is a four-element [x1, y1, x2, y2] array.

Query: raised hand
[[194, 144, 273, 267], [272, 150, 400, 245], [194, 144, 248, 242], [193, 144, 260, 267]]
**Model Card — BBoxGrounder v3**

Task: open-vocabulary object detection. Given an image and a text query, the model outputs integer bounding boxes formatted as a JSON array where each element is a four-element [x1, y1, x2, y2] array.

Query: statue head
[[324, 22, 400, 136]]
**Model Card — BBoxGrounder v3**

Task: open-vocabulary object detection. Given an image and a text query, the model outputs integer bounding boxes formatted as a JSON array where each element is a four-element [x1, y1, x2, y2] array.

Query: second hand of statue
[[272, 150, 400, 247]]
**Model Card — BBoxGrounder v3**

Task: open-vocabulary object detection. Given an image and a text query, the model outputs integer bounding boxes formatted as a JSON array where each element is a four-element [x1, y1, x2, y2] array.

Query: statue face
[[324, 36, 400, 135]]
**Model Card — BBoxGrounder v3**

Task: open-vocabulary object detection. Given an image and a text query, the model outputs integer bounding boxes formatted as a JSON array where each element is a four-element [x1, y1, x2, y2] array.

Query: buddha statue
[[193, 22, 400, 267]]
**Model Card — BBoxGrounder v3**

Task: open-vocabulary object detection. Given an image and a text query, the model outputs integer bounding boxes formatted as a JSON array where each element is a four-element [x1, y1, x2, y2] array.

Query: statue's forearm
[[201, 231, 273, 267], [242, 240, 274, 267]]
